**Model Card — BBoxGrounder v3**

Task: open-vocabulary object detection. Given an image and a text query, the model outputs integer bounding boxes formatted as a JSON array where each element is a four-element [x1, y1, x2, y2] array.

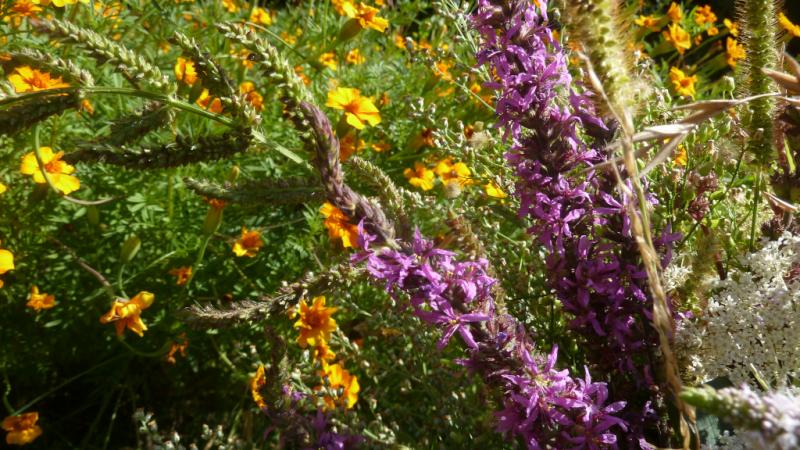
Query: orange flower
[[26, 286, 56, 311], [669, 67, 697, 99], [166, 335, 188, 364], [318, 52, 338, 71], [343, 2, 388, 32], [693, 5, 717, 27], [403, 162, 435, 191], [339, 134, 365, 161], [666, 2, 682, 23], [779, 12, 800, 38], [635, 15, 662, 32], [239, 81, 263, 111], [320, 362, 359, 409], [320, 202, 359, 248], [434, 158, 472, 188], [5, 1, 42, 26], [7, 66, 69, 93], [20, 147, 81, 195], [312, 338, 336, 362], [232, 227, 264, 257], [2, 412, 42, 445], [100, 291, 155, 337], [663, 23, 691, 54], [294, 65, 311, 85], [345, 48, 365, 65], [196, 89, 223, 113], [294, 296, 338, 347], [250, 364, 267, 408], [249, 6, 272, 26], [168, 266, 192, 286], [326, 87, 381, 130], [726, 38, 745, 68], [371, 142, 391, 153], [174, 57, 198, 85]]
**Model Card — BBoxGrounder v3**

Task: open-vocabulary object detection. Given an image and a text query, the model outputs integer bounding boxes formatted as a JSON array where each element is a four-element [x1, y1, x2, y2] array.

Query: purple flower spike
[[474, 0, 680, 444], [353, 226, 626, 449]]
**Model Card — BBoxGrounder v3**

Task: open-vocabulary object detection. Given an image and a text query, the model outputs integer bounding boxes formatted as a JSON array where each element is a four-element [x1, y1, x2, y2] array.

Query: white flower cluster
[[676, 234, 800, 388]]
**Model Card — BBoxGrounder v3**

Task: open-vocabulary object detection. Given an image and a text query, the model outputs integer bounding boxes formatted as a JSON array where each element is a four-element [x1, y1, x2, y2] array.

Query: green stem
[[10, 355, 126, 415], [184, 234, 212, 292], [117, 338, 171, 359], [749, 169, 763, 250]]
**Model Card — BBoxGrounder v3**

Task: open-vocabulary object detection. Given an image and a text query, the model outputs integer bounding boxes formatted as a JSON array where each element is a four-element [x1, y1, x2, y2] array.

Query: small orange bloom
[[294, 296, 338, 348], [26, 286, 55, 311], [168, 266, 192, 286], [2, 412, 42, 445], [251, 364, 267, 408], [232, 227, 263, 257], [99, 291, 155, 337], [320, 202, 359, 248], [8, 66, 69, 93]]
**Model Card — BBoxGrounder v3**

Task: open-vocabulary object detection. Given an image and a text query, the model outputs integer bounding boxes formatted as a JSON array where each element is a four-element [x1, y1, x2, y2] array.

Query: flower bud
[[202, 206, 223, 236], [338, 19, 362, 42], [86, 205, 100, 226], [120, 235, 141, 263]]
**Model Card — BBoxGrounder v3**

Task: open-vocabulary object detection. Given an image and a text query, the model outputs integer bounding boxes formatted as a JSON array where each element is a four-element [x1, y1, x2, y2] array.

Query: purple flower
[[353, 227, 626, 449], [473, 0, 680, 443]]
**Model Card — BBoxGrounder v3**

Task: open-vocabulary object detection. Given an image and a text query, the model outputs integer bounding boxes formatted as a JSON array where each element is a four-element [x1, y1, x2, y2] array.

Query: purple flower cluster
[[354, 227, 627, 449], [264, 386, 363, 449], [474, 0, 673, 387]]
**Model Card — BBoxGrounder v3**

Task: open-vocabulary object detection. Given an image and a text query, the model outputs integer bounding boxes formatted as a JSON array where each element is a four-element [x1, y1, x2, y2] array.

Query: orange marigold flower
[[669, 67, 697, 99], [779, 12, 800, 38], [2, 412, 42, 445], [168, 266, 192, 286], [239, 81, 263, 111], [5, 1, 42, 26], [174, 57, 198, 85], [321, 362, 359, 409], [326, 87, 381, 129], [344, 2, 388, 33], [693, 5, 717, 27], [663, 23, 691, 54], [433, 60, 454, 82], [294, 66, 311, 85], [99, 291, 155, 337], [320, 202, 359, 248], [434, 158, 472, 188], [403, 162, 435, 191], [345, 48, 365, 65], [249, 6, 271, 26], [26, 286, 56, 311], [726, 38, 746, 68], [339, 134, 365, 161], [221, 0, 237, 13], [674, 145, 688, 167], [250, 364, 267, 408], [166, 334, 188, 364], [724, 18, 739, 37], [196, 89, 223, 113], [33, 0, 89, 6], [312, 338, 336, 362], [667, 2, 682, 23], [0, 242, 14, 278], [484, 181, 507, 199], [294, 296, 338, 347], [232, 227, 263, 257], [318, 52, 338, 71], [635, 15, 662, 32], [7, 66, 69, 93], [20, 147, 81, 195], [371, 142, 390, 153]]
